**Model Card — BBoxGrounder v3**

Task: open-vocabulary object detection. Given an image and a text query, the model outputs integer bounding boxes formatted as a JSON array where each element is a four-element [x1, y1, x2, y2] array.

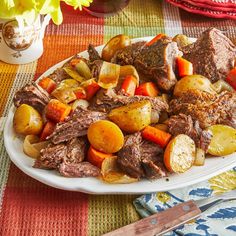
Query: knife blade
[[103, 190, 236, 236]]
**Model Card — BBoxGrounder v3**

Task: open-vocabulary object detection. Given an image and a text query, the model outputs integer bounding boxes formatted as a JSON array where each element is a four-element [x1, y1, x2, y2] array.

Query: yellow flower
[[0, 0, 93, 25], [156, 192, 171, 203], [209, 170, 236, 194]]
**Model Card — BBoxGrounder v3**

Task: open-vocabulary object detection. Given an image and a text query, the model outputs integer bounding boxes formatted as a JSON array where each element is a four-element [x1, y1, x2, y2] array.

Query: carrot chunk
[[40, 121, 56, 141], [121, 75, 137, 96], [38, 77, 56, 94], [142, 126, 171, 148], [226, 67, 236, 90], [73, 87, 87, 99], [176, 57, 193, 77], [85, 81, 100, 100], [146, 33, 166, 46], [87, 146, 113, 168], [45, 99, 71, 123], [135, 82, 159, 97]]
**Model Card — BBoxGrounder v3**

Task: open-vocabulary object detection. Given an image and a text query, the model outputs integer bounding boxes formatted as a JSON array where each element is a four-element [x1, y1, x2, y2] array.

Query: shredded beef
[[88, 44, 101, 62], [13, 82, 50, 113], [140, 140, 167, 179], [49, 68, 68, 84], [111, 41, 146, 65], [49, 107, 107, 144], [169, 90, 236, 129], [167, 114, 212, 152], [34, 137, 87, 170], [134, 36, 182, 91], [90, 60, 103, 78], [90, 88, 168, 113], [117, 133, 167, 179], [117, 133, 144, 178], [59, 162, 100, 177], [183, 28, 236, 82]]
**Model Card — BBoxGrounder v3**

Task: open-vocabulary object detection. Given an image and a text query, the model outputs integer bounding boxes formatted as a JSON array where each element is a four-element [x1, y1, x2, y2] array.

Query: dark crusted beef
[[88, 44, 101, 62], [90, 88, 168, 113], [140, 140, 167, 179], [59, 162, 100, 177], [111, 41, 146, 65], [134, 36, 182, 91], [49, 68, 68, 84], [117, 133, 167, 179], [117, 133, 144, 178], [183, 28, 236, 82], [169, 90, 236, 129], [13, 83, 50, 113], [34, 137, 87, 170], [49, 107, 107, 144], [167, 114, 212, 152], [90, 60, 103, 78]]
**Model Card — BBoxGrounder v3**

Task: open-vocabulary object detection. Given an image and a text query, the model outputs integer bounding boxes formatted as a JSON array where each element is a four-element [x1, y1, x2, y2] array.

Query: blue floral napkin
[[133, 168, 236, 236]]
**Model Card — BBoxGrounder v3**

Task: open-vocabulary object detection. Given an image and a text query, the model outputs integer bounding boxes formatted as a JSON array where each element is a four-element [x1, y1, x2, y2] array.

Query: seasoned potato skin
[[108, 100, 152, 133], [13, 104, 43, 135], [102, 34, 131, 61], [207, 125, 236, 156], [87, 120, 124, 154], [174, 75, 216, 97]]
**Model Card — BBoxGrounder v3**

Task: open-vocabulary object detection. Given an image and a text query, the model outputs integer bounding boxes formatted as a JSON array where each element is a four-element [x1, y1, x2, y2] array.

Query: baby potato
[[172, 34, 191, 48], [102, 34, 131, 61], [87, 120, 124, 154], [164, 134, 196, 173], [13, 104, 43, 135], [174, 75, 216, 97], [108, 100, 152, 133], [207, 125, 236, 156]]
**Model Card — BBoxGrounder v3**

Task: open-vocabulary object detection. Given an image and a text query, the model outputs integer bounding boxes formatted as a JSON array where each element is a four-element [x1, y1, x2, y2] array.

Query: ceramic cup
[[0, 15, 50, 64]]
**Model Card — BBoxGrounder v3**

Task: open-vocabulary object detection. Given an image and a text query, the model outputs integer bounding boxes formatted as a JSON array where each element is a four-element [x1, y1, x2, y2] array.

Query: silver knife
[[103, 190, 236, 236]]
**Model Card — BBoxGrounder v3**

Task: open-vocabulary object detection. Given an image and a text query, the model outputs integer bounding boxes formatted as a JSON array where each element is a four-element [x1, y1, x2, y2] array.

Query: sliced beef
[[111, 41, 146, 65], [140, 140, 167, 179], [59, 162, 100, 177], [117, 133, 167, 179], [13, 82, 50, 113], [169, 90, 236, 129], [34, 143, 67, 169], [167, 114, 212, 152], [49, 107, 107, 144], [49, 68, 68, 84], [90, 60, 103, 78], [34, 137, 87, 170], [90, 88, 168, 113], [134, 36, 182, 91], [88, 44, 101, 62], [117, 133, 144, 178], [183, 28, 236, 82]]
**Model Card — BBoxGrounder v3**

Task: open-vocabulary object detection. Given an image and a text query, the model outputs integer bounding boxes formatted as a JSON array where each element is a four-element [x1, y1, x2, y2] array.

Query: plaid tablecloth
[[1, 1, 236, 235]]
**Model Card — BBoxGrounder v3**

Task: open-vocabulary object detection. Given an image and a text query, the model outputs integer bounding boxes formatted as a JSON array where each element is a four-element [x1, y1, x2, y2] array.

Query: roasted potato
[[164, 134, 196, 173], [13, 104, 43, 135], [87, 120, 124, 154], [102, 34, 131, 62], [194, 148, 205, 166], [174, 75, 216, 97], [108, 100, 152, 133], [207, 125, 236, 156]]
